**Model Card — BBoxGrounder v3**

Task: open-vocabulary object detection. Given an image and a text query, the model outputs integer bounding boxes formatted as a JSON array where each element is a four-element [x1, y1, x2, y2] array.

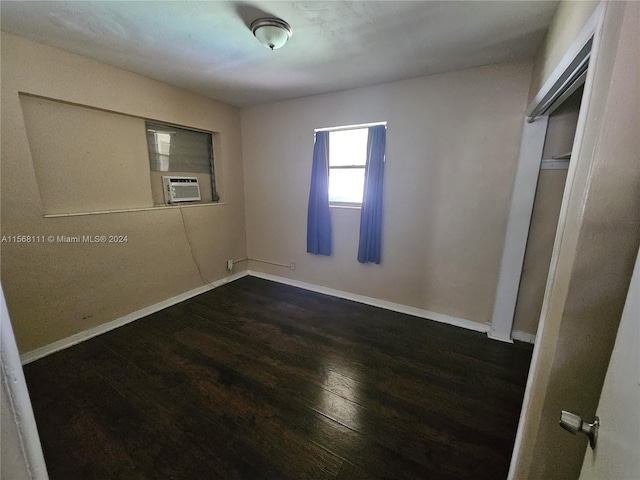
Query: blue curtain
[[307, 131, 332, 255], [358, 125, 386, 264]]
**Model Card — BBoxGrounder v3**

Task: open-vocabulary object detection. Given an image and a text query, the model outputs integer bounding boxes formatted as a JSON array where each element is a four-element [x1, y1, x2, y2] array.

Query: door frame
[[505, 2, 609, 478], [1, 283, 49, 478], [489, 3, 606, 343]]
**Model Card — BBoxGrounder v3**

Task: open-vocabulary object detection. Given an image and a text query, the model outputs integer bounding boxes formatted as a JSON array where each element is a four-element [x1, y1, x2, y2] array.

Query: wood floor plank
[[152, 306, 507, 468], [99, 316, 345, 479], [24, 277, 532, 479], [165, 295, 524, 444]]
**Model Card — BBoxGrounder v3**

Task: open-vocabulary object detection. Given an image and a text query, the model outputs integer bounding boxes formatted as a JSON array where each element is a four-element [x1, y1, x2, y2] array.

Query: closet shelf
[[552, 151, 572, 160], [541, 158, 570, 170]]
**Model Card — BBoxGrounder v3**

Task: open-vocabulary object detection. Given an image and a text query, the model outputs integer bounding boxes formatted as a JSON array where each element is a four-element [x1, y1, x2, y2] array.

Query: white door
[[579, 247, 640, 480]]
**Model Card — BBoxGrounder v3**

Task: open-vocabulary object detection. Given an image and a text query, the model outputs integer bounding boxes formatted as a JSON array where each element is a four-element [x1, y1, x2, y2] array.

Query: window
[[145, 121, 219, 204], [327, 128, 369, 205], [308, 123, 386, 261]]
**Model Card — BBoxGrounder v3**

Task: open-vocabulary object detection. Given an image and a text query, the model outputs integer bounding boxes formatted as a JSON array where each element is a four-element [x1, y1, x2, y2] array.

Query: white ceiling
[[0, 1, 559, 107]]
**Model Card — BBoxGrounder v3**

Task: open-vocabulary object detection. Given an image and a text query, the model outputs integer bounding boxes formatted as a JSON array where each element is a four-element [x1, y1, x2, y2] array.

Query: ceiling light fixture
[[251, 17, 292, 50]]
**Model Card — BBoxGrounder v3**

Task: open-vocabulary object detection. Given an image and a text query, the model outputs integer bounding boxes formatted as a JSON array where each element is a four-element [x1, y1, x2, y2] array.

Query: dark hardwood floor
[[23, 276, 533, 480]]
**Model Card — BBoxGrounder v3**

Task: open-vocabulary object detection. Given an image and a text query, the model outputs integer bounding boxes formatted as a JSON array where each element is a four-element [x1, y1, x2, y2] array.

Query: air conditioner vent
[[162, 176, 201, 204]]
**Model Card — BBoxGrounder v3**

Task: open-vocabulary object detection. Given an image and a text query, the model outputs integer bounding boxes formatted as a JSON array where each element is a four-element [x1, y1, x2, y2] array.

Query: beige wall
[[513, 2, 640, 478], [20, 95, 154, 214], [241, 61, 532, 326], [0, 32, 247, 353], [512, 169, 567, 335], [529, 1, 599, 102]]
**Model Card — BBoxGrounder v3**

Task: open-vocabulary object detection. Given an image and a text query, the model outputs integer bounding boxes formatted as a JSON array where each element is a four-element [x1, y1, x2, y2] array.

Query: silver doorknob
[[559, 410, 599, 449]]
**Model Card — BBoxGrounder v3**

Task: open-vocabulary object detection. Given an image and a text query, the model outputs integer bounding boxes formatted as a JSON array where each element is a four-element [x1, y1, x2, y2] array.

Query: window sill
[[43, 202, 225, 218], [330, 203, 361, 210]]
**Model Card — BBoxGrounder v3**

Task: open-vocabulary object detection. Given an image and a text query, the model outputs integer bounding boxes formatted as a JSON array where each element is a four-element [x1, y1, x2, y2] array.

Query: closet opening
[[511, 85, 584, 338]]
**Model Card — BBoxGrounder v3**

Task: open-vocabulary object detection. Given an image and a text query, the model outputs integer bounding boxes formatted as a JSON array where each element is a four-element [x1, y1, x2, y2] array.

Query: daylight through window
[[327, 128, 369, 205]]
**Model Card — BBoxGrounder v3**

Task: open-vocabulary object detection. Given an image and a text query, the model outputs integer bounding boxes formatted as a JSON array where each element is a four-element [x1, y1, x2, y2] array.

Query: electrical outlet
[[290, 261, 296, 270], [227, 259, 234, 271]]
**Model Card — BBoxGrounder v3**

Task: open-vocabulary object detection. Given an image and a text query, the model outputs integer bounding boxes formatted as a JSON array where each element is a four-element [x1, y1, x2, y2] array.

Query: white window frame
[[315, 121, 386, 208]]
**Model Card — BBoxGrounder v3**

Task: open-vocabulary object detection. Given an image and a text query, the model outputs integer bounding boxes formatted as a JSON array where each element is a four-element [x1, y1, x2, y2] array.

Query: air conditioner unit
[[162, 176, 201, 204]]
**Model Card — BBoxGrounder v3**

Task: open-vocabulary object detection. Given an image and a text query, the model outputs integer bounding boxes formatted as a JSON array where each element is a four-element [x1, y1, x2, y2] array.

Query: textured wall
[[241, 60, 532, 326], [1, 32, 247, 353]]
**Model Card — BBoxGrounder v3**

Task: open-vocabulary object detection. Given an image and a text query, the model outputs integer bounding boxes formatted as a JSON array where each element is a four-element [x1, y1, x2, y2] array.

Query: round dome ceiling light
[[251, 17, 292, 50]]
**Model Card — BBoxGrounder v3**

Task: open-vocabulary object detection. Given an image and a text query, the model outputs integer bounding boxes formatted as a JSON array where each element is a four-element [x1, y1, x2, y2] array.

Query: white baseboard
[[512, 330, 536, 344], [247, 270, 491, 334], [486, 330, 536, 344], [22, 268, 533, 365], [487, 331, 515, 343], [20, 270, 249, 365]]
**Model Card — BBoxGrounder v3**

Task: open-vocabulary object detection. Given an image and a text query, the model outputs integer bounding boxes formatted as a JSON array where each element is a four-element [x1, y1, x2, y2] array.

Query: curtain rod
[[314, 121, 387, 133]]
